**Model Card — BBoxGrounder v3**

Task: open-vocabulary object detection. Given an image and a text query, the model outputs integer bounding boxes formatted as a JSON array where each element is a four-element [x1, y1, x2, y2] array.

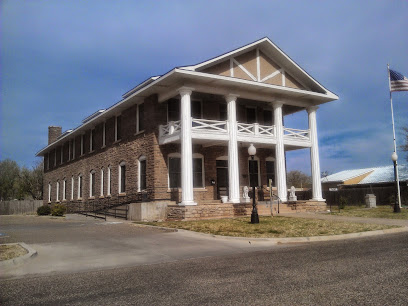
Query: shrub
[[37, 205, 51, 215], [339, 197, 348, 210], [51, 204, 67, 216]]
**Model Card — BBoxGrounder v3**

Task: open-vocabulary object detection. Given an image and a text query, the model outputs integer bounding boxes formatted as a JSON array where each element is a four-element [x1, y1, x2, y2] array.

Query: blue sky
[[1, 0, 407, 175]]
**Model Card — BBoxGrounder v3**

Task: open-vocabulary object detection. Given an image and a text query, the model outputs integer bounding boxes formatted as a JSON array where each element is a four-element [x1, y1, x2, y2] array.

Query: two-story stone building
[[37, 38, 338, 220]]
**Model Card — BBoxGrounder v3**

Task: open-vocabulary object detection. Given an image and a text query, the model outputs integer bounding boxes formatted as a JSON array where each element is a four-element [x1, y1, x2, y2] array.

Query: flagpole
[[387, 64, 402, 210]]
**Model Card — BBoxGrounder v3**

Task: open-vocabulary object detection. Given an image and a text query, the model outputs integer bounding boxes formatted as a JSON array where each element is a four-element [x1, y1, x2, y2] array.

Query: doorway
[[216, 159, 229, 199]]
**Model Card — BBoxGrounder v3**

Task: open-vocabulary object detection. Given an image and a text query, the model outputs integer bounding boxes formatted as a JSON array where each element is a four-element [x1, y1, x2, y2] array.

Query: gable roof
[[178, 37, 338, 99], [322, 165, 408, 184]]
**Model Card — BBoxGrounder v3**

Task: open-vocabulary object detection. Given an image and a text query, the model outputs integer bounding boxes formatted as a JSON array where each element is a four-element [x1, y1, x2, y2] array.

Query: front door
[[216, 160, 229, 199]]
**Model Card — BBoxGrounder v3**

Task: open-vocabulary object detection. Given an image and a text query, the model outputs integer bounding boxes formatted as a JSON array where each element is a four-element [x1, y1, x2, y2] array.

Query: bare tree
[[286, 170, 312, 188], [20, 160, 43, 200], [401, 127, 408, 162]]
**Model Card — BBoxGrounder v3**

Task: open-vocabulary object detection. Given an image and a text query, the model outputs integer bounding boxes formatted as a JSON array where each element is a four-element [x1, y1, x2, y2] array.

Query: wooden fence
[[0, 200, 43, 215], [297, 184, 407, 207]]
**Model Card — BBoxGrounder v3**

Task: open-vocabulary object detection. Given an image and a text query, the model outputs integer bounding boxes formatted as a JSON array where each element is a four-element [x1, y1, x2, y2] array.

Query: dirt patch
[[0, 244, 28, 261]]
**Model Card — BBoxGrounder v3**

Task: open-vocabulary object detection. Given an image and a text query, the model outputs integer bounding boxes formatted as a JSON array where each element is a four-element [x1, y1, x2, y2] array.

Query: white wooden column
[[226, 94, 240, 203], [179, 87, 196, 205], [273, 102, 287, 201], [308, 106, 324, 201]]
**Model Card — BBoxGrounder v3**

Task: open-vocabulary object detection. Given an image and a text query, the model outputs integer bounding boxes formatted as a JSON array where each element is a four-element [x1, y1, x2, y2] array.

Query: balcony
[[159, 118, 311, 147]]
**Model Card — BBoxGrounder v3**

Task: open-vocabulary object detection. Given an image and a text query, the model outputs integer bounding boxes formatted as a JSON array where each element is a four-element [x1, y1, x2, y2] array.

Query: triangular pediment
[[183, 37, 333, 95]]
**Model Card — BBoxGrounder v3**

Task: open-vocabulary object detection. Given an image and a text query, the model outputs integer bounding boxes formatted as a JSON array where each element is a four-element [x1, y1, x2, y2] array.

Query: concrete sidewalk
[[279, 212, 408, 227]]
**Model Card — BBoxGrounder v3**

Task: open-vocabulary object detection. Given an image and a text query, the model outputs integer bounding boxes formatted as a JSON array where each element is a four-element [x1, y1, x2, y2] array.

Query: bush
[[37, 205, 51, 215], [339, 197, 348, 210], [51, 204, 66, 216]]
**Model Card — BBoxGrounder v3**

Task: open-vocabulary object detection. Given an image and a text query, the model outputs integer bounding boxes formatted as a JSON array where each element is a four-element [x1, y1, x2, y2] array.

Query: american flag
[[389, 69, 408, 92]]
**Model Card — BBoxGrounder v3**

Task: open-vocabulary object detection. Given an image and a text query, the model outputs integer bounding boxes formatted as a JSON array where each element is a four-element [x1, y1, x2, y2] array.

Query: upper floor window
[[54, 149, 57, 167], [168, 98, 180, 122], [60, 146, 63, 164], [90, 170, 96, 197], [100, 168, 104, 196], [68, 141, 71, 161], [115, 115, 122, 141], [102, 122, 106, 147], [264, 110, 273, 126], [90, 129, 95, 152], [80, 135, 84, 155], [72, 139, 76, 160], [46, 153, 50, 170], [136, 103, 144, 133], [219, 103, 227, 121], [71, 176, 74, 200], [118, 161, 126, 193], [246, 107, 257, 124], [191, 100, 202, 119], [138, 156, 146, 191]]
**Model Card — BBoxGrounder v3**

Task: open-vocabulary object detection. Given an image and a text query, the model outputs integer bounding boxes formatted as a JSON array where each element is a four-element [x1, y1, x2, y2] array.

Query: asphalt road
[[1, 231, 407, 305]]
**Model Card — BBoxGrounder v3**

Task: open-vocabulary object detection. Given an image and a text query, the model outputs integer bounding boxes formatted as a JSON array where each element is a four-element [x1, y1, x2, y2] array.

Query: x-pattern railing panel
[[237, 123, 254, 134], [191, 118, 227, 133], [283, 127, 310, 141]]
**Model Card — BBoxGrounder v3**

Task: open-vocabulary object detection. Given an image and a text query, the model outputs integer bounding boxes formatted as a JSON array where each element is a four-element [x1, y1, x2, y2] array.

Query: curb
[[0, 243, 38, 268], [133, 222, 408, 244]]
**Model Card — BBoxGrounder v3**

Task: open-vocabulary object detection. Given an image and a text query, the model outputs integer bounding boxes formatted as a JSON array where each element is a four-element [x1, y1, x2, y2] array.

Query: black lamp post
[[391, 152, 401, 213], [248, 144, 259, 224]]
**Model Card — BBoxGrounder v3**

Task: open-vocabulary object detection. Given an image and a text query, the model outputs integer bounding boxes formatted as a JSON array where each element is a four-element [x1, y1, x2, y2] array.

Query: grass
[[136, 216, 397, 238], [0, 244, 28, 261], [330, 206, 408, 219]]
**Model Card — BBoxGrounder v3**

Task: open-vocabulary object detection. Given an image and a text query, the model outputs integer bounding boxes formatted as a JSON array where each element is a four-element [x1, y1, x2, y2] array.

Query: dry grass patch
[[137, 216, 397, 238], [0, 244, 28, 261], [331, 206, 408, 219]]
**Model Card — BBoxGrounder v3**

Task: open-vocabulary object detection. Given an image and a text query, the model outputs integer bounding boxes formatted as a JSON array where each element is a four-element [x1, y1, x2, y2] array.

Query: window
[[68, 141, 71, 161], [80, 135, 84, 155], [90, 129, 95, 152], [168, 155, 181, 188], [102, 122, 106, 147], [266, 158, 276, 187], [56, 181, 60, 202], [138, 156, 147, 191], [54, 149, 57, 167], [90, 170, 96, 197], [100, 168, 104, 196], [72, 139, 76, 159], [264, 110, 273, 126], [107, 166, 111, 196], [136, 103, 144, 133], [191, 100, 202, 119], [167, 98, 180, 122], [71, 176, 74, 200], [115, 115, 122, 141], [47, 153, 50, 170], [248, 158, 260, 187], [48, 183, 51, 203], [168, 153, 204, 188], [246, 107, 257, 124], [63, 179, 66, 200], [78, 174, 83, 199], [219, 103, 227, 121], [119, 162, 126, 193], [60, 146, 63, 164]]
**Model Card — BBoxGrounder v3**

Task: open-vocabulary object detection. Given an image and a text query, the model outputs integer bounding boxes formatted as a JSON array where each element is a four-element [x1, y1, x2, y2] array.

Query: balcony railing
[[191, 118, 227, 133], [283, 127, 310, 141], [159, 119, 310, 144], [237, 123, 275, 137]]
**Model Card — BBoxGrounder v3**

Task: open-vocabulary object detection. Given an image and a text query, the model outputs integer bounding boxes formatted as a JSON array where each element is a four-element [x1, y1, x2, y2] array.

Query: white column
[[308, 106, 324, 201], [226, 94, 240, 203], [179, 87, 196, 205], [273, 102, 287, 202]]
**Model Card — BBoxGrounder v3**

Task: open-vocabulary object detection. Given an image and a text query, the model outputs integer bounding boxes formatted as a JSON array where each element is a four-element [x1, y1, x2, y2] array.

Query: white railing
[[191, 118, 228, 133], [237, 123, 275, 137], [283, 127, 310, 141], [159, 120, 181, 137]]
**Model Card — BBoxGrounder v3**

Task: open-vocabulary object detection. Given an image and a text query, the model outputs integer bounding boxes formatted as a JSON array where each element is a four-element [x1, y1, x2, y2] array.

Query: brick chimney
[[48, 126, 62, 144]]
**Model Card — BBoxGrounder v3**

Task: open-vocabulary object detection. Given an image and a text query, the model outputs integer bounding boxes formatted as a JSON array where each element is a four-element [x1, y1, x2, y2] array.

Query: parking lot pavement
[[0, 215, 286, 279]]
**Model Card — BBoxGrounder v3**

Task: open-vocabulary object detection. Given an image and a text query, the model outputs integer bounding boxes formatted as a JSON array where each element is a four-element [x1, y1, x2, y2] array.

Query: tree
[[20, 161, 43, 200], [0, 159, 22, 200], [401, 127, 408, 162], [286, 170, 312, 189]]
